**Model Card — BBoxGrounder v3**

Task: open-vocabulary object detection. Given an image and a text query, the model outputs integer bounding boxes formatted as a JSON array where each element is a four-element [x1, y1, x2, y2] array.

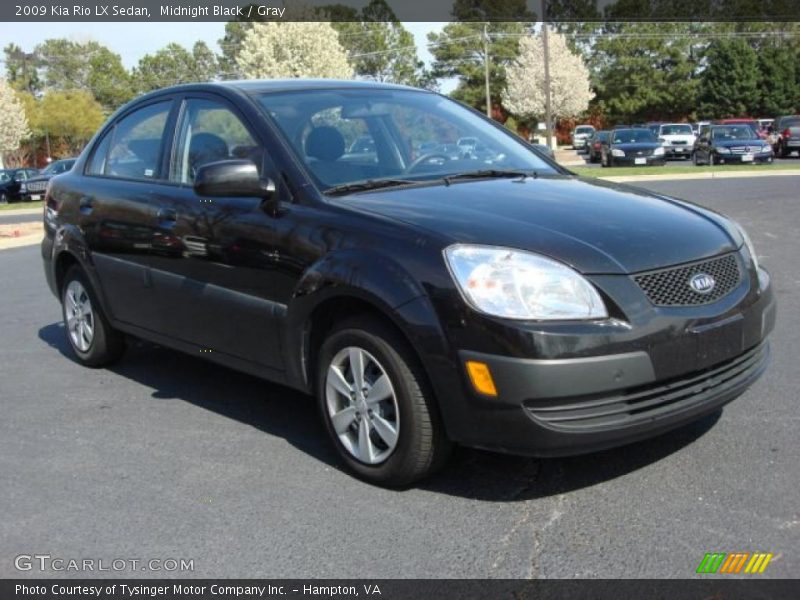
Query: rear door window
[[103, 101, 172, 180]]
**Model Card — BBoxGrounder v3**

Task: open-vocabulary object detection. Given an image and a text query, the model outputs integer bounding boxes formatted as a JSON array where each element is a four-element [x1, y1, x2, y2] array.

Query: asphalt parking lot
[[0, 175, 797, 579]]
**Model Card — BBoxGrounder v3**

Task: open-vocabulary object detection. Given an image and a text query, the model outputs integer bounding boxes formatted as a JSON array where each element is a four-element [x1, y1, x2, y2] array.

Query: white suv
[[658, 123, 696, 159]]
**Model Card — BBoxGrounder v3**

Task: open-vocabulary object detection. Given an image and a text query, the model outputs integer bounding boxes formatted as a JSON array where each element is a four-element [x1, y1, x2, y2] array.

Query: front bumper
[[664, 145, 692, 157], [612, 155, 665, 166], [445, 265, 776, 457], [715, 151, 773, 164]]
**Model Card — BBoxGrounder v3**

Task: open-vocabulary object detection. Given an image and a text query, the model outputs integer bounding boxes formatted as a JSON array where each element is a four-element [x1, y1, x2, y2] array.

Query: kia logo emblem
[[689, 273, 716, 294]]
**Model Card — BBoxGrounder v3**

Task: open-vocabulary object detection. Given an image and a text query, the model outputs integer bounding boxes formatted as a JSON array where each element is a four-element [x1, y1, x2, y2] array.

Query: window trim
[[83, 97, 179, 185], [169, 92, 268, 188]]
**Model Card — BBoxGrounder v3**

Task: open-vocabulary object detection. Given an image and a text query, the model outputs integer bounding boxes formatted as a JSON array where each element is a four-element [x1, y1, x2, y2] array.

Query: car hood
[[713, 139, 763, 148], [339, 175, 738, 275], [661, 134, 695, 143], [24, 175, 52, 184]]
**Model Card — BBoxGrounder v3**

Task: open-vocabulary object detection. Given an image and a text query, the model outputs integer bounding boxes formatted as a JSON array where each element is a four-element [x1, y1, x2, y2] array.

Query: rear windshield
[[660, 124, 693, 135], [612, 129, 657, 144]]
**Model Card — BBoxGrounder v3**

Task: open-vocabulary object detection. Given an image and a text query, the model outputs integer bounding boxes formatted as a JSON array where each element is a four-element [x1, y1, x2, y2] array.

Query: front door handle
[[156, 207, 177, 226], [79, 196, 94, 215]]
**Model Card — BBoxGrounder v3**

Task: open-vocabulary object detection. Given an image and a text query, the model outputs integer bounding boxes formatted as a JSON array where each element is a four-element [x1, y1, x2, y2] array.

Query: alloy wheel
[[65, 280, 95, 352], [325, 346, 400, 465]]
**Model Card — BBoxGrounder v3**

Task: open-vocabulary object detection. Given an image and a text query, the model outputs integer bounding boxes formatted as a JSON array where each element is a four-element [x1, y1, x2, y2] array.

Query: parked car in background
[[646, 122, 663, 136], [693, 124, 773, 165], [713, 119, 766, 140], [601, 128, 666, 167], [20, 158, 77, 201], [770, 115, 800, 158], [0, 168, 39, 203], [587, 130, 610, 163], [657, 123, 696, 159], [571, 125, 595, 152], [41, 80, 774, 485], [758, 118, 774, 132]]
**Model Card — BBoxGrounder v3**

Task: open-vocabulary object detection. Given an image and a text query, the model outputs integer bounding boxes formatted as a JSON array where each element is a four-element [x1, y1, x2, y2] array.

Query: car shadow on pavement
[[39, 322, 722, 501]]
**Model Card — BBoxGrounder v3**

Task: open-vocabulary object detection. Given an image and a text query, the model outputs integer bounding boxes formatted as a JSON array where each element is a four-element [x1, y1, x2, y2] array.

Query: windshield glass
[[575, 126, 594, 134], [712, 126, 757, 140], [257, 89, 557, 190], [660, 124, 693, 135], [612, 129, 657, 144], [41, 160, 74, 175], [0, 171, 11, 183]]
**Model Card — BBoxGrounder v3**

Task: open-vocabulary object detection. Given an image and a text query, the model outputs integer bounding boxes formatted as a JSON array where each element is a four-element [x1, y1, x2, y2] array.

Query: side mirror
[[194, 159, 277, 213]]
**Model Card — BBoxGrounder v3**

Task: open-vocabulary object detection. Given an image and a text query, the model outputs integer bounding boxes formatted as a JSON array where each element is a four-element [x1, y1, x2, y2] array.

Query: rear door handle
[[157, 207, 177, 226], [79, 196, 94, 215]]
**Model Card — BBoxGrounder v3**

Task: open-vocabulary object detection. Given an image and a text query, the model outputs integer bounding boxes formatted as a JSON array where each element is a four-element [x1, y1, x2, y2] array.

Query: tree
[[24, 39, 133, 111], [699, 38, 759, 118], [3, 43, 41, 93], [331, 0, 429, 87], [427, 0, 533, 118], [133, 42, 219, 93], [37, 91, 105, 155], [0, 79, 30, 164], [756, 43, 798, 116], [235, 22, 352, 79], [503, 30, 593, 122]]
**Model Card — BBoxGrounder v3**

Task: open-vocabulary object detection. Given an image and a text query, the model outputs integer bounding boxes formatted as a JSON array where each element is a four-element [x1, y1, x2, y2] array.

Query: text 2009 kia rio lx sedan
[[42, 80, 775, 486]]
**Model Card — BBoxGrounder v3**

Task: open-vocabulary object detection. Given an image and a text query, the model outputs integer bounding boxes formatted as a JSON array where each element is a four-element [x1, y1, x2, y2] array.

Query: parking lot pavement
[[1, 176, 798, 579]]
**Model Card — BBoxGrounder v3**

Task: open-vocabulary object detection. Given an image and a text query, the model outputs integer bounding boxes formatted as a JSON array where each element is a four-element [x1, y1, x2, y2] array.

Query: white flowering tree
[[235, 22, 352, 80], [502, 30, 594, 123], [0, 78, 30, 167]]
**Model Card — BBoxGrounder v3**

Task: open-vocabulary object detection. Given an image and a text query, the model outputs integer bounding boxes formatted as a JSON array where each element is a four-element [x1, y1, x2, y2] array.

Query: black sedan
[[42, 80, 774, 486], [693, 125, 774, 166], [0, 168, 39, 203], [601, 128, 666, 167], [21, 158, 77, 201], [587, 130, 610, 163]]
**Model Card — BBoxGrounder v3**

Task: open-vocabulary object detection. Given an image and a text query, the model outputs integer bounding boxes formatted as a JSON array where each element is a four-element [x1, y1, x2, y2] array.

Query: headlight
[[444, 245, 608, 320], [653, 147, 665, 156], [20, 183, 27, 193], [611, 148, 625, 157], [762, 145, 772, 153], [731, 221, 759, 271], [716, 147, 731, 154]]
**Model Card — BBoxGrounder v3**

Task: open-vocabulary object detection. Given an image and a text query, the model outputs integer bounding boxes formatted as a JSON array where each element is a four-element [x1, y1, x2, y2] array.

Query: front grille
[[728, 146, 758, 154], [630, 149, 653, 157], [526, 342, 768, 432], [633, 253, 742, 306], [26, 181, 47, 193], [671, 140, 688, 145]]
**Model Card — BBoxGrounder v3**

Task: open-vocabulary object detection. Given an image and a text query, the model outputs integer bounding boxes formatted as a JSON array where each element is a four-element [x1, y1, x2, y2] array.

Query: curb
[[0, 235, 42, 251], [588, 169, 800, 183], [0, 207, 43, 217]]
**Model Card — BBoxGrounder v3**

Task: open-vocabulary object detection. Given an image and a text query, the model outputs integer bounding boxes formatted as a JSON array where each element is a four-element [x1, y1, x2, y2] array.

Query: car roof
[[185, 79, 421, 95]]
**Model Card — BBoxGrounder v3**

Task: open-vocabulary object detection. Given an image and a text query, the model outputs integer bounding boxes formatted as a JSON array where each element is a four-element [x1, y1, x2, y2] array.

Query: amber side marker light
[[465, 360, 498, 396]]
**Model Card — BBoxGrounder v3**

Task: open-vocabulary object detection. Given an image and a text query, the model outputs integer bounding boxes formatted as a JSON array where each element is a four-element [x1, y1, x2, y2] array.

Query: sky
[[0, 21, 456, 92]]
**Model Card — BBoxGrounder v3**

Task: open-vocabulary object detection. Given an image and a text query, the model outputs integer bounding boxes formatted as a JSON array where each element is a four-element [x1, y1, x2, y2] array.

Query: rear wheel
[[316, 316, 451, 486], [61, 266, 125, 367]]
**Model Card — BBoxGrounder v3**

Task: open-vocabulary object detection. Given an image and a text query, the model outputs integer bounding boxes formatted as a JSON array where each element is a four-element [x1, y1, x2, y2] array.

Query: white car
[[571, 125, 596, 152], [657, 123, 696, 159]]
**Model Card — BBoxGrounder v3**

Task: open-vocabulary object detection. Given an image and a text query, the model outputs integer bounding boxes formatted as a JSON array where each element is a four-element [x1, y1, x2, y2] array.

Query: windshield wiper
[[442, 169, 536, 185], [324, 178, 421, 196]]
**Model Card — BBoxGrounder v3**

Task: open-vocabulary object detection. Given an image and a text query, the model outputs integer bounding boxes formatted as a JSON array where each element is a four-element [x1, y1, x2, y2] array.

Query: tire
[[61, 265, 125, 367], [708, 153, 715, 166], [692, 152, 700, 166], [316, 315, 452, 486]]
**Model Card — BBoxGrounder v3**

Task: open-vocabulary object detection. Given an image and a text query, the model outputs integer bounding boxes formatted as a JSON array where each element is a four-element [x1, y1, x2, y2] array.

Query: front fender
[[282, 248, 438, 391]]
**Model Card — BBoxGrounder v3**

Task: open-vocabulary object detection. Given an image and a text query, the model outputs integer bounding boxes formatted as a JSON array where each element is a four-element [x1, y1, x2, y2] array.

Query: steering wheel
[[404, 153, 451, 174]]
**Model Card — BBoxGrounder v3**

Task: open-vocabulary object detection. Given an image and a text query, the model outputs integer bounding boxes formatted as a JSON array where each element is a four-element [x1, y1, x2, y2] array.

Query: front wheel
[[316, 316, 451, 486], [61, 266, 125, 367]]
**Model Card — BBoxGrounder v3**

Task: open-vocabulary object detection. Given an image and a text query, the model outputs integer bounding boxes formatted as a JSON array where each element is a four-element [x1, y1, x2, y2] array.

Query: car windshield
[[257, 89, 557, 190], [612, 129, 657, 144], [0, 170, 11, 183], [712, 126, 757, 140], [575, 126, 594, 134], [41, 160, 74, 175], [660, 124, 693, 135]]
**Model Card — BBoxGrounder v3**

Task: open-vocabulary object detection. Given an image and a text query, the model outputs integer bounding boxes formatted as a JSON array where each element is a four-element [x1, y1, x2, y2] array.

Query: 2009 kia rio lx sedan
[[42, 80, 775, 486]]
